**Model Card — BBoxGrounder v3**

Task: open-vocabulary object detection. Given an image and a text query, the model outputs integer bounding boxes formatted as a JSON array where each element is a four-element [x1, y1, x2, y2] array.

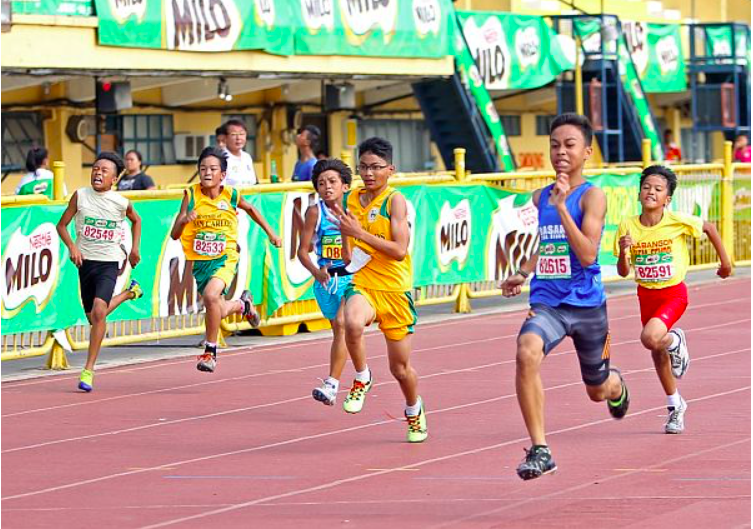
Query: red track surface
[[2, 278, 750, 528]]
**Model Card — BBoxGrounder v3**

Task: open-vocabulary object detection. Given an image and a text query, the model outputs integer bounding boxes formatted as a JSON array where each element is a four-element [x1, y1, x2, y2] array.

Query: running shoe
[[665, 397, 688, 434], [517, 445, 557, 480], [197, 348, 217, 373], [240, 290, 261, 328], [312, 380, 338, 406], [78, 369, 94, 392], [607, 368, 630, 419], [127, 279, 143, 299], [667, 328, 690, 379], [405, 399, 428, 443], [342, 376, 373, 414]]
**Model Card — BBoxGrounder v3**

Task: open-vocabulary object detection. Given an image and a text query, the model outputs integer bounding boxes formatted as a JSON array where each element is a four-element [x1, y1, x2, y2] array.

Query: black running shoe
[[607, 368, 630, 419], [517, 445, 557, 481]]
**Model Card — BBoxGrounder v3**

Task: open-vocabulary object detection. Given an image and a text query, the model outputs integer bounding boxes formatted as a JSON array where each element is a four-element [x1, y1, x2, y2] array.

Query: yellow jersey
[[180, 184, 239, 261], [613, 210, 704, 289], [346, 186, 412, 292]]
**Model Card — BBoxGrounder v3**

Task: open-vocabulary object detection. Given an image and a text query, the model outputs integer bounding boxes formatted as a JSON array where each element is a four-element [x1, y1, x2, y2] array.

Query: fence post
[[46, 341, 70, 370], [340, 150, 353, 171], [52, 161, 65, 200], [454, 284, 471, 313], [454, 148, 466, 182], [641, 139, 652, 169], [722, 140, 735, 264]]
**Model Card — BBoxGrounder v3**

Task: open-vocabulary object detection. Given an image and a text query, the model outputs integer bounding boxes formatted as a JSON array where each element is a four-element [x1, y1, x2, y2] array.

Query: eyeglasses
[[357, 163, 389, 174]]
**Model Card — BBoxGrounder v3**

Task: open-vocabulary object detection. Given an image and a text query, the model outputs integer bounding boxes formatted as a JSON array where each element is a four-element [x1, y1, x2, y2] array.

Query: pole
[[454, 148, 466, 181], [52, 161, 65, 200], [575, 36, 584, 116], [721, 140, 735, 263]]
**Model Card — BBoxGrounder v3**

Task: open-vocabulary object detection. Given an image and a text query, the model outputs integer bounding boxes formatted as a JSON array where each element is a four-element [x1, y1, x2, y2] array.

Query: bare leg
[[516, 333, 547, 446], [329, 304, 349, 380], [385, 334, 418, 406], [202, 278, 243, 343], [106, 289, 135, 316], [84, 299, 109, 371], [641, 318, 677, 396], [343, 294, 375, 373]]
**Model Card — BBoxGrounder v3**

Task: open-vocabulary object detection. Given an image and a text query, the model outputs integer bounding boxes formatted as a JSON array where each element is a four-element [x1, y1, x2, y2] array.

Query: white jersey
[[224, 149, 257, 187], [74, 187, 129, 262]]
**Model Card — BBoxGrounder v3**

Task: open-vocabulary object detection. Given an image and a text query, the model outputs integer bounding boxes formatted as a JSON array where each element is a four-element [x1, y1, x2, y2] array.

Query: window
[[536, 115, 556, 136], [357, 120, 433, 172], [2, 112, 44, 172], [500, 115, 522, 137], [221, 113, 258, 158], [105, 114, 176, 165]]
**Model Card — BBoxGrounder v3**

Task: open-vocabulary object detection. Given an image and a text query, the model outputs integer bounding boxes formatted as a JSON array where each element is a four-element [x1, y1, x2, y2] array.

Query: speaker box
[[96, 81, 132, 114], [324, 83, 355, 112]]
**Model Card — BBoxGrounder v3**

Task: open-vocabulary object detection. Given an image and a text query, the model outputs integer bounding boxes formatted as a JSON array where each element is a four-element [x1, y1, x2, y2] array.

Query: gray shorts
[[519, 302, 610, 386]]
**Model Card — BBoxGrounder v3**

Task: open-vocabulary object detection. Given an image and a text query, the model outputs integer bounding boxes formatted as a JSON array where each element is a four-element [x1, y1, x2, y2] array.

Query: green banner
[[452, 16, 515, 171], [456, 11, 571, 90], [705, 25, 751, 66], [11, 0, 93, 16], [623, 22, 686, 93]]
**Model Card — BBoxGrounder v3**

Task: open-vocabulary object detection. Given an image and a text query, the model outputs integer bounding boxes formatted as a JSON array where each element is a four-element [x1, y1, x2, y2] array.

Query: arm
[[142, 174, 156, 191], [56, 191, 83, 267], [616, 230, 633, 278], [238, 196, 282, 247], [126, 203, 142, 268], [297, 206, 330, 286], [337, 194, 410, 261], [702, 221, 733, 278], [552, 177, 605, 267], [170, 192, 194, 240]]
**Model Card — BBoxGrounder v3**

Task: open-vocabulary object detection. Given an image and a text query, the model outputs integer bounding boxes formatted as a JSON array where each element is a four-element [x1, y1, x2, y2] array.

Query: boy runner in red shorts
[[615, 165, 732, 433]]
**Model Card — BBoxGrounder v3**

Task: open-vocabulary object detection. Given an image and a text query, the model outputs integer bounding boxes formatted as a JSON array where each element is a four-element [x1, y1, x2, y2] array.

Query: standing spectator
[[292, 125, 321, 182], [223, 119, 257, 187], [215, 124, 228, 150], [16, 147, 55, 198], [117, 150, 156, 191], [664, 130, 681, 163], [734, 134, 751, 163]]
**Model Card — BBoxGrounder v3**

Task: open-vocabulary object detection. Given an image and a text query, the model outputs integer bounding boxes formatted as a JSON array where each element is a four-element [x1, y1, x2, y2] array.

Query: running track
[[2, 278, 750, 528]]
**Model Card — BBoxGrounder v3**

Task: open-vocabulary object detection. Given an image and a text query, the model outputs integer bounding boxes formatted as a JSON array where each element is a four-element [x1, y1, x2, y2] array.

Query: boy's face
[[357, 152, 393, 191], [549, 124, 592, 175], [315, 169, 348, 202], [295, 129, 310, 149], [639, 174, 671, 210], [226, 125, 247, 154], [91, 159, 118, 191], [199, 156, 226, 189]]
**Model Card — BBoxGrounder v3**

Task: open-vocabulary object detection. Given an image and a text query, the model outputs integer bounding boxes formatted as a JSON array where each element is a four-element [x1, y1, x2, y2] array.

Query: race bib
[[321, 234, 343, 261], [193, 232, 227, 257], [634, 252, 674, 282], [537, 241, 571, 279], [82, 217, 118, 242]]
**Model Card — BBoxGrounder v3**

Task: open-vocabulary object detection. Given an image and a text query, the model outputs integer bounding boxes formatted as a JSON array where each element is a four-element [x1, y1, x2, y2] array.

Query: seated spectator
[[16, 147, 56, 198], [664, 130, 681, 162], [117, 150, 156, 191], [223, 119, 258, 187], [215, 124, 227, 150], [292, 125, 321, 182], [734, 134, 751, 163]]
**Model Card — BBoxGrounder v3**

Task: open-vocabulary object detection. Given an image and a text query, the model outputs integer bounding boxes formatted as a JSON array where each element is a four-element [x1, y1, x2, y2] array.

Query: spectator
[[117, 150, 156, 191], [215, 124, 227, 150], [223, 119, 257, 187], [664, 130, 681, 162], [734, 134, 751, 163], [16, 147, 55, 198], [292, 125, 321, 182]]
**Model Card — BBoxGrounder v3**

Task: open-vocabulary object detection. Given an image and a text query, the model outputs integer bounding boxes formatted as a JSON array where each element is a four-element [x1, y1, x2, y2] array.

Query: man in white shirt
[[223, 119, 258, 187]]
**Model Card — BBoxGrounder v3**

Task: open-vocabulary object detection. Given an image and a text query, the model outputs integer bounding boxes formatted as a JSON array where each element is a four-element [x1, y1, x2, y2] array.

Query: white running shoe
[[665, 397, 687, 434], [312, 381, 338, 406], [668, 329, 690, 379]]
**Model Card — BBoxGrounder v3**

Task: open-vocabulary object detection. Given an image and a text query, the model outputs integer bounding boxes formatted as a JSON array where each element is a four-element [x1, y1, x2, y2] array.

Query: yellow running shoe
[[78, 369, 94, 392], [342, 376, 373, 414], [128, 279, 143, 300], [405, 399, 428, 443]]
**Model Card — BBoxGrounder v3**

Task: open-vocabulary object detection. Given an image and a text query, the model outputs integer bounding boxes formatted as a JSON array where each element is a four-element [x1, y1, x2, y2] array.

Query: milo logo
[[412, 0, 440, 37], [1, 223, 60, 316], [255, 0, 275, 28], [108, 0, 147, 23], [166, 0, 242, 51], [655, 34, 679, 74], [514, 26, 540, 69], [302, 0, 334, 31], [462, 16, 511, 89], [282, 192, 317, 298], [341, 0, 397, 38], [623, 21, 649, 76], [436, 199, 471, 269], [486, 196, 538, 280]]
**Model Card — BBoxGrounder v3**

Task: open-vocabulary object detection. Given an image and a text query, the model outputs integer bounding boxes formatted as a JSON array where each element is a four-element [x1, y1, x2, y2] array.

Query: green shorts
[[191, 253, 238, 296]]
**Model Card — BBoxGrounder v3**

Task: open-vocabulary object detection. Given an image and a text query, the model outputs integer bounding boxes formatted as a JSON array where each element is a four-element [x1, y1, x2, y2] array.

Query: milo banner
[[704, 25, 751, 67], [623, 22, 686, 93], [12, 0, 93, 16], [456, 11, 572, 90]]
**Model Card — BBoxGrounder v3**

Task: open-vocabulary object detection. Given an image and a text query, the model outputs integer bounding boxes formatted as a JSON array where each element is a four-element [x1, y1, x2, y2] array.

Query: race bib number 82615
[[537, 241, 572, 279]]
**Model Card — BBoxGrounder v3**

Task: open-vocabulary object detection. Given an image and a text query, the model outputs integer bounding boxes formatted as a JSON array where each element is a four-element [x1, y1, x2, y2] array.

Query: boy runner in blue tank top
[[501, 113, 630, 480], [298, 159, 353, 406]]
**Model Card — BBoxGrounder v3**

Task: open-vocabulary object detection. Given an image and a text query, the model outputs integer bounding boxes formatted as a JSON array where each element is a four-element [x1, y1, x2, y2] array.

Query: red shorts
[[637, 282, 688, 329]]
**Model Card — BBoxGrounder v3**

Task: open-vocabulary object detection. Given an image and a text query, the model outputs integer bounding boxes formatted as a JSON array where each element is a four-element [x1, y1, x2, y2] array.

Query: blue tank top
[[530, 182, 605, 307], [314, 201, 346, 268]]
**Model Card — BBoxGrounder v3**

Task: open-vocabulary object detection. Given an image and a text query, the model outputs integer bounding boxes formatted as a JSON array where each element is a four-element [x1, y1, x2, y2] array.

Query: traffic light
[[96, 80, 132, 113]]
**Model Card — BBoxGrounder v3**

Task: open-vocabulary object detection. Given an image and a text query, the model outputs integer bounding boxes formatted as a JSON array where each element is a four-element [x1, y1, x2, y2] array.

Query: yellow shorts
[[191, 252, 238, 296], [346, 284, 417, 341]]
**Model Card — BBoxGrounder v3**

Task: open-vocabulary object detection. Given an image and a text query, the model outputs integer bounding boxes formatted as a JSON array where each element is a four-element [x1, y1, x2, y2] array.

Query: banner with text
[[623, 22, 686, 93]]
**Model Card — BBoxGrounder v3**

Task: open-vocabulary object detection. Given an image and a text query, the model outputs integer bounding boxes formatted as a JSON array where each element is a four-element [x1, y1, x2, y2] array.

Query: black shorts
[[79, 260, 119, 313], [519, 302, 611, 386]]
